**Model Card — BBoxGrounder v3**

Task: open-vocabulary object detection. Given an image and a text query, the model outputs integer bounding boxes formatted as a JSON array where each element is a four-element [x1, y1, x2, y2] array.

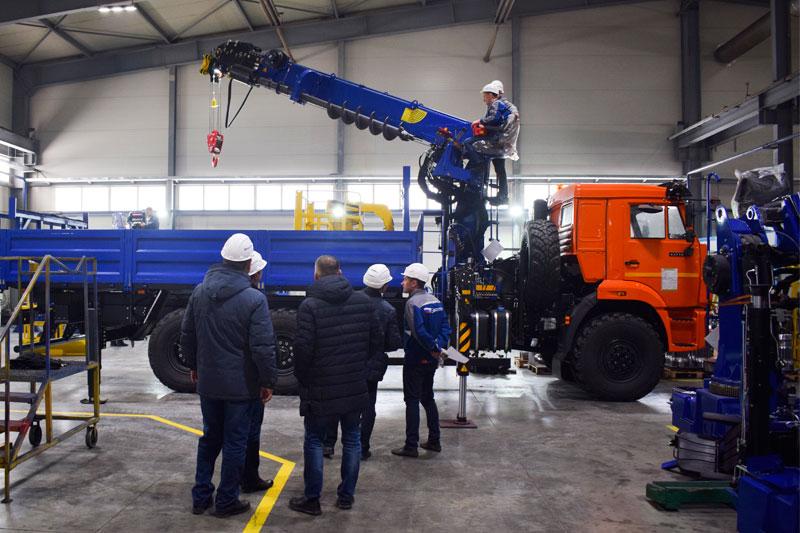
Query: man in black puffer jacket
[[181, 233, 277, 518], [323, 264, 402, 460], [289, 255, 381, 516]]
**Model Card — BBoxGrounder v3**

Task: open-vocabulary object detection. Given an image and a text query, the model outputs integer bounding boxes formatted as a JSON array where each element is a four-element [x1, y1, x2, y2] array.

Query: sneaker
[[191, 499, 212, 515], [420, 441, 441, 453], [241, 477, 274, 493], [212, 499, 251, 518], [391, 446, 419, 458], [335, 497, 353, 510], [361, 449, 372, 461], [322, 446, 334, 459], [289, 496, 322, 516]]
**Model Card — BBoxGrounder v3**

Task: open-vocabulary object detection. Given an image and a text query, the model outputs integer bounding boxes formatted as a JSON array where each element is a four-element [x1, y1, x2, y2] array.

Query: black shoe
[[191, 499, 212, 515], [391, 446, 418, 458], [212, 499, 251, 518], [289, 496, 322, 516], [241, 477, 274, 493], [335, 497, 353, 510], [322, 446, 334, 459], [420, 441, 441, 453], [361, 449, 372, 461]]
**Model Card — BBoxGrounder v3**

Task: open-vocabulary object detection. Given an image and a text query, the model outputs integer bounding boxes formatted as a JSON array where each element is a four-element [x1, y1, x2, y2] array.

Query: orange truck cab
[[516, 181, 707, 401]]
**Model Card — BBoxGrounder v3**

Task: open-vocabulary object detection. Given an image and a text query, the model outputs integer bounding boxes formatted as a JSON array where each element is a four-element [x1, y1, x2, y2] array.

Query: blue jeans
[[323, 381, 378, 452], [193, 396, 257, 509], [403, 363, 440, 448], [304, 410, 362, 502]]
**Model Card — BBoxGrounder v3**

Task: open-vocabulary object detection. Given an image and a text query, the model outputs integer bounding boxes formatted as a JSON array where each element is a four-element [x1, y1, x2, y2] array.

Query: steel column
[[167, 66, 177, 229], [771, 0, 793, 190], [511, 16, 521, 176], [679, 1, 704, 230], [336, 41, 346, 175]]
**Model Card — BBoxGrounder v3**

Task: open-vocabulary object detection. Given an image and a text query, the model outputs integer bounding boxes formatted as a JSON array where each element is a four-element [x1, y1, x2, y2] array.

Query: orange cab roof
[[549, 183, 670, 205]]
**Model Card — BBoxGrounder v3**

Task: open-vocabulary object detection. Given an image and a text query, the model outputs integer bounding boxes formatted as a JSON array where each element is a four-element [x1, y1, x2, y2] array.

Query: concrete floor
[[0, 344, 736, 532]]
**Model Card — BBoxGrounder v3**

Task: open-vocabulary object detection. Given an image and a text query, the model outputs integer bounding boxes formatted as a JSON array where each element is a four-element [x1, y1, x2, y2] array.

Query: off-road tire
[[271, 309, 299, 395], [148, 308, 194, 393], [519, 220, 561, 312], [572, 312, 663, 401]]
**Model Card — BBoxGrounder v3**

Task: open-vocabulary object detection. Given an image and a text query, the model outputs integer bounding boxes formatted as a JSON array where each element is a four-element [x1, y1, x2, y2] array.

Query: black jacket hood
[[202, 263, 251, 302], [308, 274, 353, 304]]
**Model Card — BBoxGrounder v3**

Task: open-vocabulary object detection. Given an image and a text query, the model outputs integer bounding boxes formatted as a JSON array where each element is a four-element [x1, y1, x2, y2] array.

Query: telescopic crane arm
[[201, 40, 489, 202]]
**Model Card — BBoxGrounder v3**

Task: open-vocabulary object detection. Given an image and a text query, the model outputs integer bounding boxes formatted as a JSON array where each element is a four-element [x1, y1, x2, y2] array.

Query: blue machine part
[[737, 467, 800, 533], [0, 228, 422, 292]]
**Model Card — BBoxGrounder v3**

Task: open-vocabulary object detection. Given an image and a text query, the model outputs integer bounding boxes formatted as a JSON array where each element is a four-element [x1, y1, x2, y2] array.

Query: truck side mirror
[[683, 228, 696, 243]]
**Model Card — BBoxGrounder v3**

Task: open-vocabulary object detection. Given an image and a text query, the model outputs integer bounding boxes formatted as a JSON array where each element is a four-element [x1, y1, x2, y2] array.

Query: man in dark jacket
[[181, 233, 277, 518], [322, 264, 403, 460], [289, 255, 381, 516]]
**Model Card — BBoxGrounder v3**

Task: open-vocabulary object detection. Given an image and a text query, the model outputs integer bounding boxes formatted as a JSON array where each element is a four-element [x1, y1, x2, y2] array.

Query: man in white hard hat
[[181, 233, 277, 518], [322, 264, 403, 460], [391, 263, 451, 458], [241, 251, 275, 494], [486, 80, 520, 206]]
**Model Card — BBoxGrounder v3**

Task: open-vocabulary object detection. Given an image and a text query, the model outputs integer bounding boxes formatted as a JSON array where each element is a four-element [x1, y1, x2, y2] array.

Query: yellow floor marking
[[667, 425, 678, 432], [23, 409, 295, 532]]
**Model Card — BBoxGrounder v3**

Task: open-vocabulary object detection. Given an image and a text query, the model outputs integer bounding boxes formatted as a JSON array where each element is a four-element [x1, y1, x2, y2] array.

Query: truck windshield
[[630, 204, 665, 239], [667, 205, 687, 239]]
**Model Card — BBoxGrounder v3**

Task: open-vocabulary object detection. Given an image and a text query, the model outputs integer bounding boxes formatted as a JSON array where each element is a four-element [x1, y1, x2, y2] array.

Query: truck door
[[610, 201, 702, 308]]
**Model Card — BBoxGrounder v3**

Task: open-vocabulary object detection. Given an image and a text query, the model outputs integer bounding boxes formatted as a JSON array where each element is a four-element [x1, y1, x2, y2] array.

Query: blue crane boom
[[201, 41, 489, 201]]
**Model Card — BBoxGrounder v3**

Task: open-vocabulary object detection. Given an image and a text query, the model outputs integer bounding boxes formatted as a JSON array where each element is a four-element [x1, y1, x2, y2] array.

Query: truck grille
[[558, 226, 573, 254]]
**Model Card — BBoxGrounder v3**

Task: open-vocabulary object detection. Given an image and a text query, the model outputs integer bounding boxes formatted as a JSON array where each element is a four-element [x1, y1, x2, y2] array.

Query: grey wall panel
[[518, 1, 681, 176], [30, 69, 168, 179]]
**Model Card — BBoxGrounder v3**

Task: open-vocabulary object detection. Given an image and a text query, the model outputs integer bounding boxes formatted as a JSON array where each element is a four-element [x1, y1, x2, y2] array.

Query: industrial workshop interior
[[0, 0, 798, 532]]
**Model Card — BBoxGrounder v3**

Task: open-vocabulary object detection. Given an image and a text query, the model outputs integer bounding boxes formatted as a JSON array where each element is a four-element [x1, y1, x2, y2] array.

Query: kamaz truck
[[0, 42, 709, 402]]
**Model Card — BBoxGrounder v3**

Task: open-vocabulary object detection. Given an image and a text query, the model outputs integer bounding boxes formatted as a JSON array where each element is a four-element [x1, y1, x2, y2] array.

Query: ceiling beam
[[40, 18, 93, 57], [137, 3, 173, 44], [18, 0, 652, 88], [0, 1, 130, 27], [330, 0, 340, 18], [231, 0, 256, 31], [174, 0, 230, 40]]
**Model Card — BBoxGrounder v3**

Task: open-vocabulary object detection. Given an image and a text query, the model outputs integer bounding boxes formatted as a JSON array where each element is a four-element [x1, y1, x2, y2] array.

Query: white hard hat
[[363, 264, 392, 289], [481, 80, 503, 95], [249, 250, 267, 276], [402, 263, 429, 284], [221, 233, 254, 262]]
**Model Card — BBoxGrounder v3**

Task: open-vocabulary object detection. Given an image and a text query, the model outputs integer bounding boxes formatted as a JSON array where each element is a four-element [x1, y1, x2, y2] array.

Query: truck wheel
[[572, 313, 663, 401], [271, 309, 299, 395], [519, 220, 560, 312], [532, 199, 548, 221], [148, 308, 195, 393]]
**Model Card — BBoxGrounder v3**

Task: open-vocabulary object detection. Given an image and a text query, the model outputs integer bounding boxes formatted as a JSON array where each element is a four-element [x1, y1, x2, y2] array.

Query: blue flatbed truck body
[[0, 224, 423, 394], [0, 228, 422, 291]]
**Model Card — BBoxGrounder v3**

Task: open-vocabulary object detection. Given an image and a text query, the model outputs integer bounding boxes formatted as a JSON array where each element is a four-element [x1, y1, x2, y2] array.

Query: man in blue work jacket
[[392, 263, 451, 458]]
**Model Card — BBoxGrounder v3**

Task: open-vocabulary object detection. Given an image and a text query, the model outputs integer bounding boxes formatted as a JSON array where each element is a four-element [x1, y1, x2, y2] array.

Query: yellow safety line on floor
[[24, 409, 295, 532], [667, 425, 678, 432]]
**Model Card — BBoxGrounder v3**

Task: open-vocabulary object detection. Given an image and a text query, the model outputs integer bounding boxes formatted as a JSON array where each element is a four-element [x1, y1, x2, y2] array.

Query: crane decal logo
[[400, 108, 427, 124]]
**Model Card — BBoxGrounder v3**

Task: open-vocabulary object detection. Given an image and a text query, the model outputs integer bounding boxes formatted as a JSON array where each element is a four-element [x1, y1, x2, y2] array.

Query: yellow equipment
[[20, 301, 84, 357], [293, 190, 394, 231]]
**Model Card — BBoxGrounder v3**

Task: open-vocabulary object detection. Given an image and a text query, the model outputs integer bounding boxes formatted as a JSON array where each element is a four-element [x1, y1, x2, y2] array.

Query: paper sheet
[[444, 346, 470, 364], [661, 268, 678, 291]]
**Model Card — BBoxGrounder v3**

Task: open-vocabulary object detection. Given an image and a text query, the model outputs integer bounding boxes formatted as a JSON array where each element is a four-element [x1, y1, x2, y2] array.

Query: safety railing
[[0, 255, 99, 503]]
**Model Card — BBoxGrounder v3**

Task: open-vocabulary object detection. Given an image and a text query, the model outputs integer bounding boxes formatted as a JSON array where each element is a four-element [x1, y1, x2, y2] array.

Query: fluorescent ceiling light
[[124, 5, 137, 11], [111, 6, 124, 13], [98, 6, 111, 12]]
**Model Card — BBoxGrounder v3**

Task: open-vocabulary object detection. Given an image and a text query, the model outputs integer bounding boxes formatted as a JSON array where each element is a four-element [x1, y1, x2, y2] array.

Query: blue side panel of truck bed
[[0, 228, 421, 291]]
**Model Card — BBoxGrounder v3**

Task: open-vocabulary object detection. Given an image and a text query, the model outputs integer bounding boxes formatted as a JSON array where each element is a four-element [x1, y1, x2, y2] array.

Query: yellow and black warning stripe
[[458, 322, 471, 353]]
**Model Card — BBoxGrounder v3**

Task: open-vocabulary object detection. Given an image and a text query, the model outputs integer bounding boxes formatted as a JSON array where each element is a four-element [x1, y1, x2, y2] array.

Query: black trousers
[[403, 363, 440, 448], [491, 158, 508, 198]]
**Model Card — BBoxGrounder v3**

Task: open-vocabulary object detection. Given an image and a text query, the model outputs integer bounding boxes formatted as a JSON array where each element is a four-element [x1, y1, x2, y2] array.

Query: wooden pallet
[[663, 368, 705, 380], [526, 362, 551, 375]]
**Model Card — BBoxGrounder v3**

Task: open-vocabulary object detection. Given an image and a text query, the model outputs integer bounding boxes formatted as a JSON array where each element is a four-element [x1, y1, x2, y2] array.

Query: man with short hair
[[322, 264, 403, 460], [392, 263, 451, 458], [289, 255, 381, 516], [181, 233, 276, 518]]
